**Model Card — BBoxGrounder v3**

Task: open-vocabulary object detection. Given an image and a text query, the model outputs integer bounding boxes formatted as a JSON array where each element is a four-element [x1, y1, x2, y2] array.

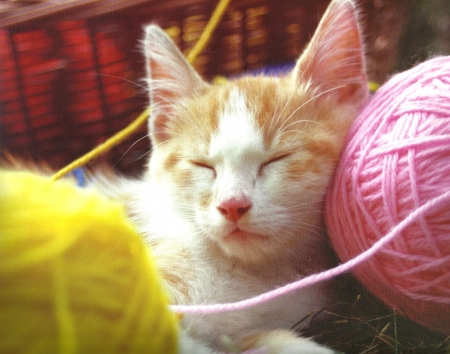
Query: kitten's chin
[[216, 229, 273, 263], [223, 229, 268, 243]]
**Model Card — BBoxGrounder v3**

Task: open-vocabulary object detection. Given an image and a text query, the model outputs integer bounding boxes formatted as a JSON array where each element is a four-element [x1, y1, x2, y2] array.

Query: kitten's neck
[[201, 227, 334, 277]]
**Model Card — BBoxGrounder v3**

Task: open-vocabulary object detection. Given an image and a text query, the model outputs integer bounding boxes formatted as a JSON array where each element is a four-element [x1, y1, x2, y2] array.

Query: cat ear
[[144, 25, 207, 143], [292, 0, 367, 105]]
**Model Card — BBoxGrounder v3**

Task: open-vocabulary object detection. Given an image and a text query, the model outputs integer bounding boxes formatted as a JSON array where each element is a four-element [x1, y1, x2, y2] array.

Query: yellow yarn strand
[[51, 0, 231, 181], [51, 108, 150, 181], [185, 0, 232, 63]]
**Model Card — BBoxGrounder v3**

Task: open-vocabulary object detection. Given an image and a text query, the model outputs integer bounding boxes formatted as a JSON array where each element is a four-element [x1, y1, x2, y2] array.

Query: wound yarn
[[0, 171, 178, 353], [325, 56, 450, 334]]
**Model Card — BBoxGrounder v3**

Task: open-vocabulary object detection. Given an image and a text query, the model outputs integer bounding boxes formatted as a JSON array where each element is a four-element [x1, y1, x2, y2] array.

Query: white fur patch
[[210, 87, 265, 170], [208, 88, 266, 205]]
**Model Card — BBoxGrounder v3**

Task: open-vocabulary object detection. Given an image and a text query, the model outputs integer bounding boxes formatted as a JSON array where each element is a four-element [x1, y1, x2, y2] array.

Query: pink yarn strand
[[170, 190, 450, 315]]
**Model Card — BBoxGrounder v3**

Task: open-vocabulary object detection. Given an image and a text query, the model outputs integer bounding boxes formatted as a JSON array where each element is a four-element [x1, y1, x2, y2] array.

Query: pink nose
[[217, 196, 252, 222]]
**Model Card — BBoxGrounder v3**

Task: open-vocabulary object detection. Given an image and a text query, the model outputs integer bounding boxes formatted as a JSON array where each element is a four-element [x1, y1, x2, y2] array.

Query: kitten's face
[[144, 0, 367, 263]]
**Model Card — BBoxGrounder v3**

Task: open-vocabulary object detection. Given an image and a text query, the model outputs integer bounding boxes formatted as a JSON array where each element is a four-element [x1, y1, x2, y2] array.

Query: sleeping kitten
[[97, 0, 368, 352]]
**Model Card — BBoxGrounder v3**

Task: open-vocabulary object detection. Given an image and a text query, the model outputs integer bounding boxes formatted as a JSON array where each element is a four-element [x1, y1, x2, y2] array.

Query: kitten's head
[[143, 0, 367, 263]]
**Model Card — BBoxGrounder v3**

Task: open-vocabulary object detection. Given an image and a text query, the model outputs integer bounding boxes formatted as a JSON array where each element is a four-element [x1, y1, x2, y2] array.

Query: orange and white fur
[[98, 0, 368, 352]]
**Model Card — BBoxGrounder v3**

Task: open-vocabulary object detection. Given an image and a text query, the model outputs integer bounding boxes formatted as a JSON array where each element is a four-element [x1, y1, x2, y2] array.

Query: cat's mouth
[[223, 228, 268, 242]]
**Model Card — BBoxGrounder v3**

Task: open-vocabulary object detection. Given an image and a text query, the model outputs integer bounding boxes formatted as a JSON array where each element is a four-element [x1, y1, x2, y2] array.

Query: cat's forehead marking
[[209, 87, 264, 162]]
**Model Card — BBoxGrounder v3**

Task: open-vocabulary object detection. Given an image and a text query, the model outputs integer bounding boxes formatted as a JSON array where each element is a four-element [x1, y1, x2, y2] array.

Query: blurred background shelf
[[0, 0, 448, 174]]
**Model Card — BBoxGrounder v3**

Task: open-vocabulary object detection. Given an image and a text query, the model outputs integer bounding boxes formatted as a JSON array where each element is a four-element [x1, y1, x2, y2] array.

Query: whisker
[[269, 84, 298, 136], [279, 85, 345, 134], [92, 72, 147, 90], [113, 134, 150, 168]]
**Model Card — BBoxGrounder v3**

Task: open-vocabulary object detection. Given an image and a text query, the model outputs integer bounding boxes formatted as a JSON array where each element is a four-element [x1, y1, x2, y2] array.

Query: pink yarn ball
[[325, 56, 450, 334]]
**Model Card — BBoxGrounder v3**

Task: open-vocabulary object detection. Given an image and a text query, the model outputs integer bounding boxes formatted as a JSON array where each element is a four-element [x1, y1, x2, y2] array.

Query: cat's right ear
[[144, 25, 207, 143], [292, 0, 367, 107]]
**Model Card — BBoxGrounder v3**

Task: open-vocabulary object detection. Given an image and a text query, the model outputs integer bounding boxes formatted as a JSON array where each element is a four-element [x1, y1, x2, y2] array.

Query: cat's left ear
[[292, 0, 367, 106], [144, 25, 207, 143]]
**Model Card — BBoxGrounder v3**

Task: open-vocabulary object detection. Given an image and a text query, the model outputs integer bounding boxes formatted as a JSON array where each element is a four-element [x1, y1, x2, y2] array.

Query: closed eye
[[190, 160, 216, 177], [265, 153, 291, 165], [259, 153, 291, 175]]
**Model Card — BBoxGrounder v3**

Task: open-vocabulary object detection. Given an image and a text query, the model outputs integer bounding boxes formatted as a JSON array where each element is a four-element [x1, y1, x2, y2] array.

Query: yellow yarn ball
[[0, 170, 178, 354]]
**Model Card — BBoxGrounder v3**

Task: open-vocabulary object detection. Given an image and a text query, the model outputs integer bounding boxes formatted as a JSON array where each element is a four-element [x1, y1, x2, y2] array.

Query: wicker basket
[[0, 0, 408, 174]]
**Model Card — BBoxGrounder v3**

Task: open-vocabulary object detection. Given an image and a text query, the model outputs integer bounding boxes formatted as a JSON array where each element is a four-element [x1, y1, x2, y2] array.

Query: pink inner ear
[[144, 25, 209, 144], [336, 82, 365, 104], [149, 59, 177, 106], [148, 59, 174, 142], [293, 0, 367, 104], [147, 50, 181, 143], [151, 113, 171, 142]]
